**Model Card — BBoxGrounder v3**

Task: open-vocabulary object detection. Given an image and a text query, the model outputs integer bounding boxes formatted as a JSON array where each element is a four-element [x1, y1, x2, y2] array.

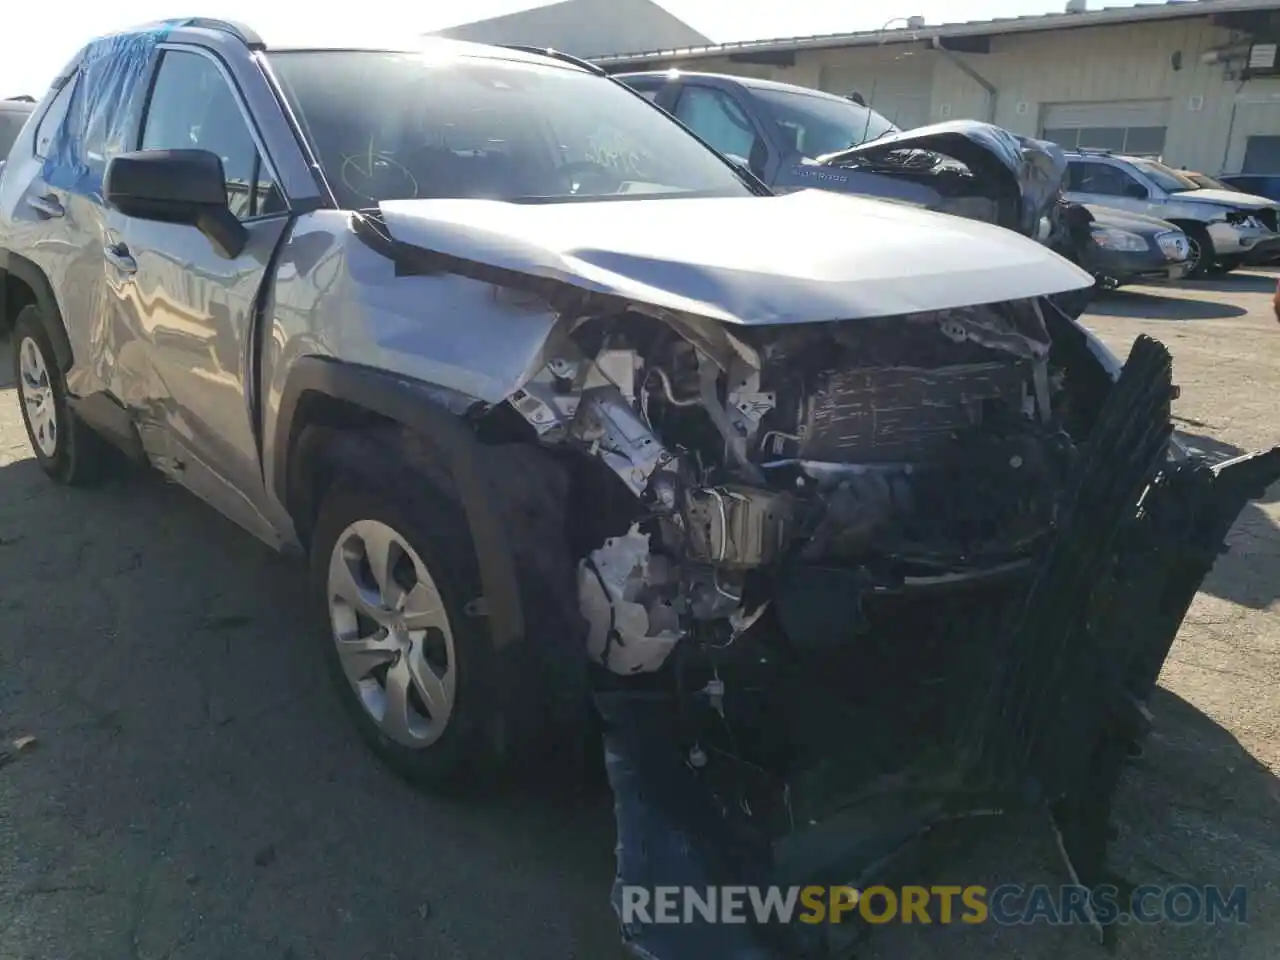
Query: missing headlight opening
[[506, 297, 1076, 681]]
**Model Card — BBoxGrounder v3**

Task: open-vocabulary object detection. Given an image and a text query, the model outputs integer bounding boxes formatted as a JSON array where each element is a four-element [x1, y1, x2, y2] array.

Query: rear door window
[[33, 79, 78, 159], [1068, 161, 1138, 197], [621, 78, 664, 103]]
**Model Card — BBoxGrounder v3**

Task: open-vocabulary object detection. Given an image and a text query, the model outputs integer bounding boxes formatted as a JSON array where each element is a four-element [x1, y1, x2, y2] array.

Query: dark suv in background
[[0, 97, 36, 174], [616, 69, 1066, 238]]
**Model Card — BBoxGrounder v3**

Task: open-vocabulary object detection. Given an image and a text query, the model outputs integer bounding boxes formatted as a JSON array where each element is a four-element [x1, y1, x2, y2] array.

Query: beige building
[[593, 0, 1280, 176]]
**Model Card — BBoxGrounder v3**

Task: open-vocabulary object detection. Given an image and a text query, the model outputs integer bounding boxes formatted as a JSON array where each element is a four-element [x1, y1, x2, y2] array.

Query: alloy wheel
[[18, 336, 57, 458], [326, 519, 457, 748]]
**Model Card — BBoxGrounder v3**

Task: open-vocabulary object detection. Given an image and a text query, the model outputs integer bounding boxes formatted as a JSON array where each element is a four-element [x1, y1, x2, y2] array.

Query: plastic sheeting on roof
[[39, 23, 182, 200]]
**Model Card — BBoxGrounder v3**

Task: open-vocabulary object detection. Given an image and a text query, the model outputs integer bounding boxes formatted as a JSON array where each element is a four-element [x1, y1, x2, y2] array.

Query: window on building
[[1043, 125, 1167, 157], [140, 50, 283, 219], [673, 85, 763, 167], [1123, 126, 1167, 156], [1066, 160, 1145, 197], [1243, 135, 1280, 174]]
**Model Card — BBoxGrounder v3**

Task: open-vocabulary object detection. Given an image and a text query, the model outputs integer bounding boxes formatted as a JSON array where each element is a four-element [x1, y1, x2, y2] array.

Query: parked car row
[[618, 70, 1063, 238], [615, 69, 1279, 289], [1063, 149, 1280, 277]]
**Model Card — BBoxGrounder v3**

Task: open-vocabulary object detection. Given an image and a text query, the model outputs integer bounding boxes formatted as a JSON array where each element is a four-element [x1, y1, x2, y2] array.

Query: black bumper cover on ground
[[598, 335, 1280, 959]]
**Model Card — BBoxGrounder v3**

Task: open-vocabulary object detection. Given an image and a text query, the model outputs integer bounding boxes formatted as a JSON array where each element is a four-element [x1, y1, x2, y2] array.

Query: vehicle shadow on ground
[[1089, 290, 1247, 321], [1171, 272, 1278, 295], [0, 451, 623, 960], [1171, 430, 1280, 610], [1, 445, 1277, 960], [861, 685, 1279, 960]]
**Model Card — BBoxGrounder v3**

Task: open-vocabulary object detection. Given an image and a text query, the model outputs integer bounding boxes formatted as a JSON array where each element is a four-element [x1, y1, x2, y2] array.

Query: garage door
[[1041, 99, 1171, 156]]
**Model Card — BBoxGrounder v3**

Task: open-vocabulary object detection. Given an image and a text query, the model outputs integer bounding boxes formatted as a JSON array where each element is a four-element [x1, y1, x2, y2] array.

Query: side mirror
[[104, 149, 247, 258], [1123, 182, 1149, 200]]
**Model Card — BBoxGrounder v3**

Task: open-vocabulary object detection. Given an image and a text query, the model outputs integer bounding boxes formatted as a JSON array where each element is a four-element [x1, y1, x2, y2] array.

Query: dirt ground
[[1, 271, 1277, 960]]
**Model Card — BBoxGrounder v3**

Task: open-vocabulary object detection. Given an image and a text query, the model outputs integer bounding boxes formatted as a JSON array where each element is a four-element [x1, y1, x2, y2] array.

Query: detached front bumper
[[600, 336, 1280, 960], [1207, 221, 1280, 262]]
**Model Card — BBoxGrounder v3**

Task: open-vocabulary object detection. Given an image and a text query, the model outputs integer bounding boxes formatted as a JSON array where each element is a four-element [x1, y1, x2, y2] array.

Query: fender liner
[[274, 356, 523, 651], [0, 250, 75, 372]]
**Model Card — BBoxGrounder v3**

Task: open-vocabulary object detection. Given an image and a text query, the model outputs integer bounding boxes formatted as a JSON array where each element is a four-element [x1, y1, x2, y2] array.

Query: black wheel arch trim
[[0, 250, 74, 372], [274, 356, 523, 651]]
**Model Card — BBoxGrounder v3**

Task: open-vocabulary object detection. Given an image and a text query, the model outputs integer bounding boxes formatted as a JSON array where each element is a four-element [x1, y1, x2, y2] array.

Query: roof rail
[[1076, 146, 1114, 155], [152, 18, 266, 50], [500, 44, 605, 75]]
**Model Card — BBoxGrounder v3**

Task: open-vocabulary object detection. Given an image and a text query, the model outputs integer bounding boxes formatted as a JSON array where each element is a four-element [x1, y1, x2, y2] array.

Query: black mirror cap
[[104, 149, 229, 223], [105, 149, 246, 258]]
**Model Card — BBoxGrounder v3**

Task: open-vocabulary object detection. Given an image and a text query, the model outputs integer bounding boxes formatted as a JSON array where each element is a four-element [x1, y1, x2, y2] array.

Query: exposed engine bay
[[503, 298, 1077, 679]]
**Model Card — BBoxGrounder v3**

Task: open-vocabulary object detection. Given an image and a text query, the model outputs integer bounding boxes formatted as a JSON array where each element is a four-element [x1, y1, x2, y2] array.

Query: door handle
[[26, 193, 64, 219], [104, 242, 137, 275]]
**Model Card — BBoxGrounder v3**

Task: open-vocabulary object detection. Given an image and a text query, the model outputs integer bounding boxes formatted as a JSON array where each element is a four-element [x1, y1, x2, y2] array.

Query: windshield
[[1129, 158, 1199, 193], [268, 51, 753, 207], [1187, 172, 1236, 191], [751, 87, 897, 159]]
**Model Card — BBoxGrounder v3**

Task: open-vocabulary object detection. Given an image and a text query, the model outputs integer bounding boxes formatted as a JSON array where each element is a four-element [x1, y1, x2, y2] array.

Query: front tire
[[11, 305, 110, 485], [1208, 254, 1245, 276], [1180, 224, 1216, 279], [310, 470, 500, 791]]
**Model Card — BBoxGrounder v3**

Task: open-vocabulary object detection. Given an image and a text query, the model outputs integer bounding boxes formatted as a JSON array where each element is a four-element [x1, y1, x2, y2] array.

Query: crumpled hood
[[1085, 204, 1181, 233], [376, 189, 1091, 326], [815, 120, 1068, 236], [1172, 187, 1278, 212]]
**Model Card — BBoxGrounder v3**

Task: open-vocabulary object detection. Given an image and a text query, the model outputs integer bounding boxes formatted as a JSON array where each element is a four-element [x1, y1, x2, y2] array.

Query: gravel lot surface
[[2, 271, 1277, 959]]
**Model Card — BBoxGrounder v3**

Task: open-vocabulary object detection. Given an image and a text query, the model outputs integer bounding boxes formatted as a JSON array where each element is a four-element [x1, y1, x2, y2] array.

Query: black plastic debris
[[602, 335, 1280, 959]]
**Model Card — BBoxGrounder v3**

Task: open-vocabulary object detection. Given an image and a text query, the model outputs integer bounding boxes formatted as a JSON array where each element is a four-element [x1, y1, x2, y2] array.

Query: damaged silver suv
[[3, 20, 1278, 960]]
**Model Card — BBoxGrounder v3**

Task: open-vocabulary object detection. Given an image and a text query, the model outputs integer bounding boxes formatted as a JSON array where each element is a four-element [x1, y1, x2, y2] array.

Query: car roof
[[101, 19, 589, 74], [617, 69, 861, 104], [0, 99, 35, 115]]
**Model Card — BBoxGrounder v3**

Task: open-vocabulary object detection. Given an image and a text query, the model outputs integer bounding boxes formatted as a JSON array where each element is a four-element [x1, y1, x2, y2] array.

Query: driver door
[[104, 46, 291, 544]]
